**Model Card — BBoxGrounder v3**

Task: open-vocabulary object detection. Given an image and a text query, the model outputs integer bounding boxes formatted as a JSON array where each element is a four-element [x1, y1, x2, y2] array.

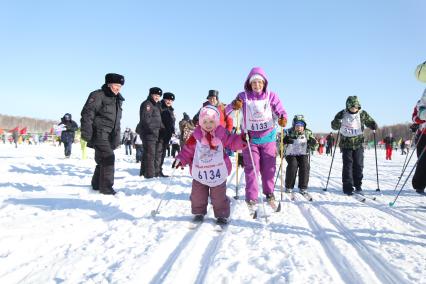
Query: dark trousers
[[171, 144, 180, 158], [326, 146, 332, 155], [341, 147, 364, 193], [412, 134, 426, 191], [125, 142, 132, 155], [91, 142, 115, 192], [157, 138, 170, 176], [285, 155, 310, 190], [142, 139, 158, 178], [135, 145, 143, 163], [63, 142, 72, 157]]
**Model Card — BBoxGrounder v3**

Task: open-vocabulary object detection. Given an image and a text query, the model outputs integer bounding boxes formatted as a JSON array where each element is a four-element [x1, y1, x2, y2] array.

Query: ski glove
[[232, 99, 243, 110], [308, 137, 317, 147], [172, 159, 184, 169], [370, 122, 378, 130], [241, 132, 251, 142], [283, 136, 294, 144], [410, 123, 419, 133], [278, 116, 287, 127]]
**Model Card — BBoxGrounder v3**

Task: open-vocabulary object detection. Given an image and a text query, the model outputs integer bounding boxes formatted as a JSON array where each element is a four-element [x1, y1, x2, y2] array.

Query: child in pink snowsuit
[[174, 105, 247, 224], [225, 67, 287, 206]]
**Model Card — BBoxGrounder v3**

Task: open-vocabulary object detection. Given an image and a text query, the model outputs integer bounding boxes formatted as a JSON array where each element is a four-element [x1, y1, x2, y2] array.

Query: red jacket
[[412, 105, 426, 134]]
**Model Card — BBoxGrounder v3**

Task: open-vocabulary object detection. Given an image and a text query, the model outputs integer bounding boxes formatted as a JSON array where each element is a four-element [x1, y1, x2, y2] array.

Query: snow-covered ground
[[0, 143, 425, 284]]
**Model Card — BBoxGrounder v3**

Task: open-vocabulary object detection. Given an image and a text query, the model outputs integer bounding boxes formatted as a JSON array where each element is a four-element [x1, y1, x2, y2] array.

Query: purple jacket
[[176, 125, 246, 175], [225, 67, 287, 138]]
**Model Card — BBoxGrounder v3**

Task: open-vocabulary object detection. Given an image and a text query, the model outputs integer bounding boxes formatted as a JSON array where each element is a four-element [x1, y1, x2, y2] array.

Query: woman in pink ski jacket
[[174, 105, 247, 224], [225, 67, 287, 207]]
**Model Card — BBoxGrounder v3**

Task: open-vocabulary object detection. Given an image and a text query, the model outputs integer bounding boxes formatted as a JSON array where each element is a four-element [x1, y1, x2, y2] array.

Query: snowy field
[[0, 143, 425, 284]]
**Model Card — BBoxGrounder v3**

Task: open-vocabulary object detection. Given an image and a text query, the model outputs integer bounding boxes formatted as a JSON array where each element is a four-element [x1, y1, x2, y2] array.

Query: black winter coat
[[80, 84, 124, 149], [59, 116, 78, 144], [159, 100, 175, 142], [136, 96, 163, 141]]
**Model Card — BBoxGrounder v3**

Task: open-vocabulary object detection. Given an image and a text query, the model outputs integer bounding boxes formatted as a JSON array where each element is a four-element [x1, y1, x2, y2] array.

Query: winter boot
[[193, 214, 204, 222], [266, 193, 275, 203], [100, 188, 116, 195], [285, 188, 293, 193], [216, 217, 228, 225]]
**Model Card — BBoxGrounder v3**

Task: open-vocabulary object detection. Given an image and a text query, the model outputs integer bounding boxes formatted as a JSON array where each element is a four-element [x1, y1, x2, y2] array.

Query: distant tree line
[[0, 114, 58, 133]]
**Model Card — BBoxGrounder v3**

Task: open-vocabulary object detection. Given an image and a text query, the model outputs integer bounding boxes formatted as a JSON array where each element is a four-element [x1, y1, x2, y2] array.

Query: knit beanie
[[199, 105, 221, 148]]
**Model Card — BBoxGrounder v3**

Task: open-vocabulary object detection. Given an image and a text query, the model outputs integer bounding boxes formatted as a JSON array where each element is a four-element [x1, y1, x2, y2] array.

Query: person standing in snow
[[80, 73, 125, 195], [136, 87, 163, 178], [411, 88, 426, 194], [173, 105, 247, 224], [170, 134, 180, 158], [58, 113, 78, 158], [133, 133, 143, 163], [283, 115, 317, 194], [383, 134, 395, 160], [331, 95, 377, 195], [325, 132, 335, 156], [121, 128, 134, 156], [157, 92, 176, 177], [225, 67, 287, 209], [179, 112, 195, 146]]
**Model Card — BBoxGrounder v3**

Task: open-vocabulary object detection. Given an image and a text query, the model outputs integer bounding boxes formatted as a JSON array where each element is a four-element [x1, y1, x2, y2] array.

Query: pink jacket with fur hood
[[176, 125, 246, 176]]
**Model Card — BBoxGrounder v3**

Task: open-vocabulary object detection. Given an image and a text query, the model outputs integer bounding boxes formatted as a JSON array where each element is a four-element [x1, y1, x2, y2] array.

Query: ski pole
[[245, 132, 268, 223], [150, 169, 177, 217], [324, 130, 340, 191], [234, 110, 241, 199], [373, 130, 380, 192], [393, 132, 422, 191], [389, 144, 426, 207], [279, 126, 285, 201]]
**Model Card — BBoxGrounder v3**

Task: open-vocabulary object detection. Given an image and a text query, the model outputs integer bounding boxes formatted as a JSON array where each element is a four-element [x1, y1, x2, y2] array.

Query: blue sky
[[1, 0, 425, 132]]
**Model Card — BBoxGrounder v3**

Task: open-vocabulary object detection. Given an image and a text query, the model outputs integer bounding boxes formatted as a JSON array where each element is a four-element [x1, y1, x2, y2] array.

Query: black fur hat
[[105, 73, 125, 85], [163, 92, 175, 101], [206, 89, 219, 99], [149, 87, 162, 96]]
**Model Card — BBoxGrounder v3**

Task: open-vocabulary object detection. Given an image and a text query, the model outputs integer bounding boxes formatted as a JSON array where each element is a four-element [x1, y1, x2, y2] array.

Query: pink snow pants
[[243, 141, 277, 202]]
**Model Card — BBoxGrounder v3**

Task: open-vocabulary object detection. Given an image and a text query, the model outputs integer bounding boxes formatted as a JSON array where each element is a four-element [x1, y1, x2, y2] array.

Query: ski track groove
[[313, 203, 410, 284], [293, 195, 367, 284], [150, 200, 236, 284]]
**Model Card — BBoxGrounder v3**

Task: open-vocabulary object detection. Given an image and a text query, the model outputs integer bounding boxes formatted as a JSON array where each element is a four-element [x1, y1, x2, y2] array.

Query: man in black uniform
[[136, 87, 163, 178], [157, 92, 176, 177], [58, 113, 79, 158], [80, 73, 125, 195]]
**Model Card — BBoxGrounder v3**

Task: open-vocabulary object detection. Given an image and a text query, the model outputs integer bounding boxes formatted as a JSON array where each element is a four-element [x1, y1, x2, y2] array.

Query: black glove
[[410, 123, 419, 133], [308, 137, 317, 147], [241, 132, 251, 142], [370, 122, 378, 130], [283, 136, 294, 144]]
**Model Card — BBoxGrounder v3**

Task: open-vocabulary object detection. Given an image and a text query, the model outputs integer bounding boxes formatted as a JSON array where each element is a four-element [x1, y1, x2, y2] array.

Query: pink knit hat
[[199, 105, 221, 147]]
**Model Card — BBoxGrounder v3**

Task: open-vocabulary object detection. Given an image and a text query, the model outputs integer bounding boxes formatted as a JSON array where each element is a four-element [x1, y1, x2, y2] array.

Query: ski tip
[[276, 202, 282, 212], [252, 211, 257, 219]]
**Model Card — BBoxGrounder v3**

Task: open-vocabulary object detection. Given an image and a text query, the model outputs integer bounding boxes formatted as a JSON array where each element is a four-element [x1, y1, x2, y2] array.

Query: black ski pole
[[324, 130, 340, 191], [393, 132, 422, 191], [373, 130, 380, 192], [389, 144, 426, 207]]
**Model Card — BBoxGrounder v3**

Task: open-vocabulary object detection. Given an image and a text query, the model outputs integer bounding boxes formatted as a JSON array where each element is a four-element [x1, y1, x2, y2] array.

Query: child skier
[[331, 96, 377, 195], [283, 115, 317, 195], [173, 105, 247, 224]]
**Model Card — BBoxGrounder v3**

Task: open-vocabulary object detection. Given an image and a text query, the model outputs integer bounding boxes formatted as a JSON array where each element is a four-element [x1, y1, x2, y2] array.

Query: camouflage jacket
[[283, 128, 317, 155], [331, 109, 376, 150]]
